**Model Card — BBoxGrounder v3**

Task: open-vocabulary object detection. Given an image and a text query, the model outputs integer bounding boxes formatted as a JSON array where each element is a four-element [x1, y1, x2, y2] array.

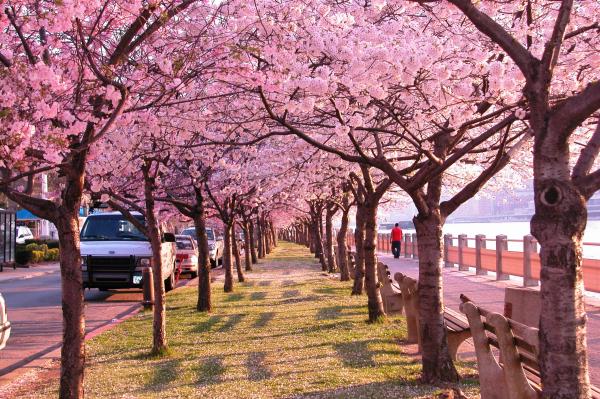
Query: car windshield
[[181, 228, 215, 241], [80, 215, 147, 241], [176, 238, 194, 250]]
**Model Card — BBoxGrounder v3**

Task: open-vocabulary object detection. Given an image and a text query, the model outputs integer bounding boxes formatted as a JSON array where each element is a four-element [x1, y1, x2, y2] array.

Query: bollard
[[142, 267, 155, 310], [444, 234, 453, 268], [523, 235, 539, 287], [411, 233, 418, 259], [404, 234, 411, 258], [458, 234, 468, 271], [475, 234, 487, 275], [496, 235, 510, 280]]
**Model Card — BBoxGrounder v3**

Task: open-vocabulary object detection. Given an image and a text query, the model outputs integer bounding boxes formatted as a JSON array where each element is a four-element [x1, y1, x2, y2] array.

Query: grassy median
[[24, 242, 478, 398]]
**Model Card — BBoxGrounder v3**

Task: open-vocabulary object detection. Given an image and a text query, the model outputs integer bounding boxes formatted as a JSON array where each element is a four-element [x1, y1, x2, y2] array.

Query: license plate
[[133, 275, 142, 284]]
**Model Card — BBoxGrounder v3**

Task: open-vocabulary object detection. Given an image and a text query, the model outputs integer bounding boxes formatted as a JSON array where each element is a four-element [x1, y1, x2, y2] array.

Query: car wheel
[[164, 269, 175, 292], [190, 271, 198, 278]]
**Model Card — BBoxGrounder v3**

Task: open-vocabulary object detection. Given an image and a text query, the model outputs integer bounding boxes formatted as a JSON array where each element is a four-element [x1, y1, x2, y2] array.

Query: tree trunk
[[264, 219, 272, 254], [232, 223, 245, 282], [325, 206, 338, 273], [414, 211, 459, 383], [270, 221, 277, 247], [223, 222, 234, 292], [193, 210, 212, 312], [362, 201, 386, 322], [242, 221, 253, 271], [337, 207, 351, 281], [532, 169, 589, 398], [56, 209, 85, 399], [257, 219, 265, 259], [143, 172, 168, 355], [352, 204, 366, 295], [249, 220, 258, 264], [314, 216, 327, 271]]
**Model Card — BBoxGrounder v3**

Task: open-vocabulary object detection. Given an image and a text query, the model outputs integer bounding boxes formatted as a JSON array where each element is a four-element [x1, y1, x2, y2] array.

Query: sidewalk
[[380, 252, 600, 385], [0, 262, 60, 284]]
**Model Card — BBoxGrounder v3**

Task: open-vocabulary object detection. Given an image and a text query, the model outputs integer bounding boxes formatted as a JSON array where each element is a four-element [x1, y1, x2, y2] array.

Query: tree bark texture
[[56, 210, 85, 399], [193, 210, 212, 312], [257, 218, 265, 259], [143, 170, 168, 355], [337, 206, 351, 281], [414, 212, 459, 383], [362, 201, 386, 322], [352, 204, 366, 295], [249, 220, 258, 264], [532, 163, 589, 398], [242, 221, 253, 271], [232, 223, 245, 283], [223, 223, 234, 292], [325, 206, 338, 273]]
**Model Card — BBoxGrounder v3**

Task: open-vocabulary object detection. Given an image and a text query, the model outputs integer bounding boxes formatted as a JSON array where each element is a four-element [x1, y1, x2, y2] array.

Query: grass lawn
[[23, 242, 478, 398]]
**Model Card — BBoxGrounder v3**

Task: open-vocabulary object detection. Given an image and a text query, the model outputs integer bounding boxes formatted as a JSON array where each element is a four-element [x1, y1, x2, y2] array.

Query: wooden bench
[[460, 295, 600, 399], [376, 262, 404, 315], [393, 272, 470, 361]]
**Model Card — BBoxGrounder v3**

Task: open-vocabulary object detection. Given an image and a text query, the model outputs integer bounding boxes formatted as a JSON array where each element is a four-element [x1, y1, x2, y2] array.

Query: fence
[[0, 210, 16, 267], [343, 230, 600, 294]]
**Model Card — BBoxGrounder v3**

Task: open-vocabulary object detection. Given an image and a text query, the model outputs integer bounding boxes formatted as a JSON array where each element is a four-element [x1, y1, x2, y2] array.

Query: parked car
[[0, 292, 11, 350], [175, 235, 198, 278], [15, 226, 34, 244], [79, 212, 177, 291], [180, 227, 223, 268]]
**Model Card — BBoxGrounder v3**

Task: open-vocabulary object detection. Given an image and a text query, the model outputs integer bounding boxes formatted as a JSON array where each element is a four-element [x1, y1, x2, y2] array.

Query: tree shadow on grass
[[258, 280, 272, 287], [313, 286, 348, 296], [246, 351, 272, 381], [217, 313, 247, 332], [334, 341, 377, 368], [224, 293, 245, 302], [281, 280, 297, 286], [250, 291, 267, 300], [144, 357, 183, 390], [253, 312, 276, 328], [315, 306, 344, 320], [195, 355, 227, 385], [282, 381, 434, 399], [282, 289, 300, 299], [192, 315, 224, 333]]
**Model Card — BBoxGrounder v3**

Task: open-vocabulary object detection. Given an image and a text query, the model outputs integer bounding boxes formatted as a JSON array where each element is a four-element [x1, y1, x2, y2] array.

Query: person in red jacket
[[391, 223, 403, 258]]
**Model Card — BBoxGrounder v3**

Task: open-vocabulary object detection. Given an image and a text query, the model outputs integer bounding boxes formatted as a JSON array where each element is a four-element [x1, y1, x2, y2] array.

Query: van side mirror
[[162, 233, 176, 243]]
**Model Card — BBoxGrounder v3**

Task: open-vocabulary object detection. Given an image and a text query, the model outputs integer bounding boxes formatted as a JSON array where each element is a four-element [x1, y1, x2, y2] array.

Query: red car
[[175, 235, 199, 278]]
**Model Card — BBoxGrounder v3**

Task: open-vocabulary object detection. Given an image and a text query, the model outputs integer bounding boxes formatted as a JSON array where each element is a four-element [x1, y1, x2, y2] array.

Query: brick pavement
[[379, 252, 600, 385]]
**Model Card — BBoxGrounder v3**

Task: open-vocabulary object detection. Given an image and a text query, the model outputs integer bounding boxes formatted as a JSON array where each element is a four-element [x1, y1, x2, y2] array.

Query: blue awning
[[16, 209, 39, 220]]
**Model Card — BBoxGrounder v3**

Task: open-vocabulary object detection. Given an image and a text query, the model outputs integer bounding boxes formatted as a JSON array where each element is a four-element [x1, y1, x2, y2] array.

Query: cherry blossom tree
[[407, 0, 600, 394], [0, 1, 224, 395]]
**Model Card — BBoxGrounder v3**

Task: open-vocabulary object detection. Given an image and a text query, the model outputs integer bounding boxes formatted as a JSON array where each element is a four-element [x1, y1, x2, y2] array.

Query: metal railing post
[[444, 234, 453, 268], [404, 234, 411, 258]]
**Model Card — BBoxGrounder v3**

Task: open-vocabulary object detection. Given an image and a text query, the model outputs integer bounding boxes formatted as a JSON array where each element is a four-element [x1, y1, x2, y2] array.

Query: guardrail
[[344, 231, 600, 293], [0, 210, 16, 270]]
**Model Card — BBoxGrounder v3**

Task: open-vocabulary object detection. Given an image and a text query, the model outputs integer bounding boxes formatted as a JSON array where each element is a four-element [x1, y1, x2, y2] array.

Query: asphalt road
[[0, 266, 143, 383]]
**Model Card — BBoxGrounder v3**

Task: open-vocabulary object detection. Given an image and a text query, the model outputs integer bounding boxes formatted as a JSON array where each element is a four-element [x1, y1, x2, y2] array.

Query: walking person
[[391, 223, 403, 259]]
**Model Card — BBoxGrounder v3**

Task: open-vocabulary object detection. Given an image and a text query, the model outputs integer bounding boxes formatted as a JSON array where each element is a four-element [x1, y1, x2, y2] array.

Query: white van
[[15, 226, 34, 244], [80, 212, 177, 291]]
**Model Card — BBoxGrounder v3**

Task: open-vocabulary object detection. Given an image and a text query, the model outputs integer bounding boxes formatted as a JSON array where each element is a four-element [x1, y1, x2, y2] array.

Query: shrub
[[15, 249, 32, 265], [31, 250, 45, 263], [45, 248, 60, 261]]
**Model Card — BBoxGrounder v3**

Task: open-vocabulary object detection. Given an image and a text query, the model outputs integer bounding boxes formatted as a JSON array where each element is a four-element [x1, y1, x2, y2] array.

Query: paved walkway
[[380, 252, 600, 385], [0, 262, 60, 284]]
